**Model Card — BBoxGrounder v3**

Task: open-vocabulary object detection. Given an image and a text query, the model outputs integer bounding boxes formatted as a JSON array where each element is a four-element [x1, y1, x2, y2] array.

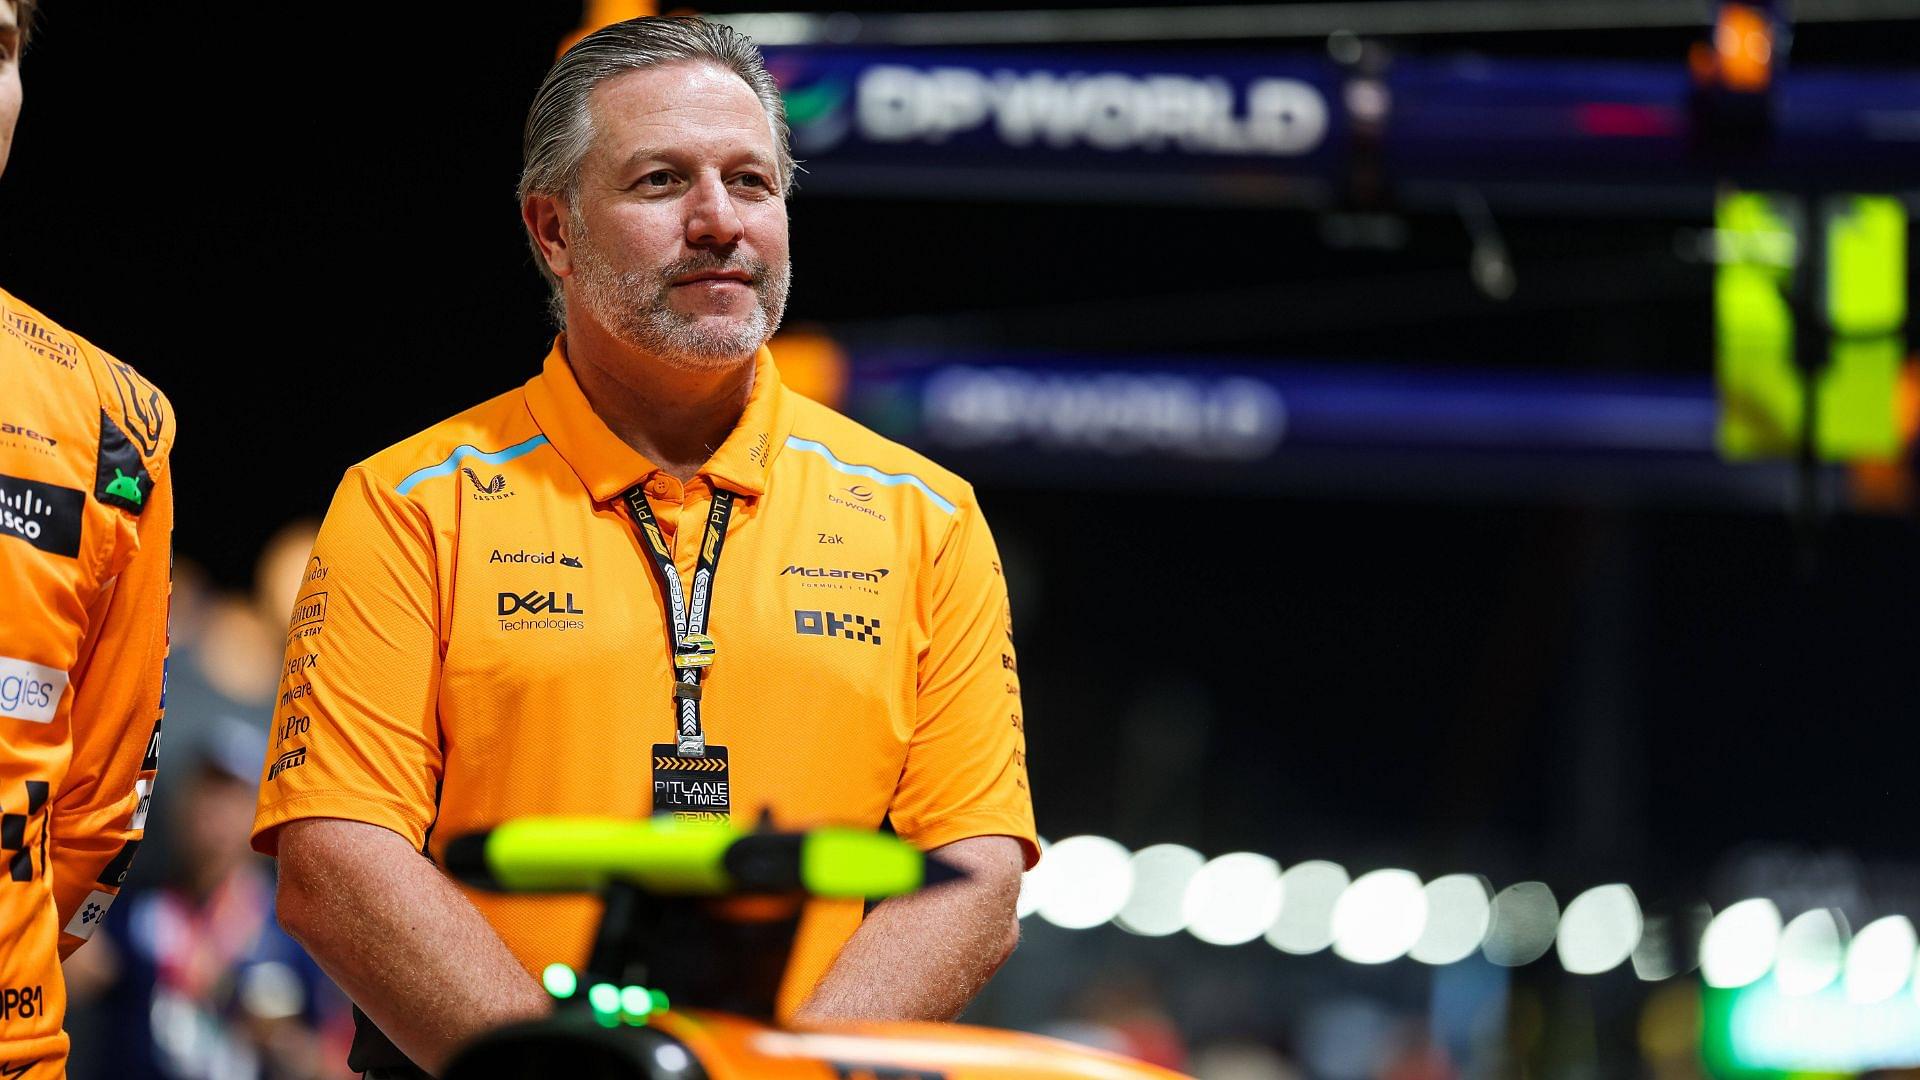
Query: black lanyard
[[622, 482, 736, 757]]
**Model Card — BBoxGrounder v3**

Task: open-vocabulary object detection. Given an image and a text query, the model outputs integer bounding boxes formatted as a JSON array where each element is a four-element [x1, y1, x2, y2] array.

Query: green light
[[801, 828, 924, 898], [620, 985, 653, 1018], [649, 988, 671, 1014], [1828, 195, 1906, 336], [542, 963, 577, 1000], [1716, 190, 1801, 462], [587, 982, 620, 1016]]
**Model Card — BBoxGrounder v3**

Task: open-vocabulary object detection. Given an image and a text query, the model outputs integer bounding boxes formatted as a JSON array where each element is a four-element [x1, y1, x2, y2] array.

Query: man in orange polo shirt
[[251, 17, 1034, 1077], [2, 2, 179, 1073]]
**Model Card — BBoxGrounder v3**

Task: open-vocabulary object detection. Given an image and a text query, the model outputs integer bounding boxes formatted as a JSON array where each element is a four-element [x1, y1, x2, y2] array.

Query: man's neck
[[565, 324, 756, 484]]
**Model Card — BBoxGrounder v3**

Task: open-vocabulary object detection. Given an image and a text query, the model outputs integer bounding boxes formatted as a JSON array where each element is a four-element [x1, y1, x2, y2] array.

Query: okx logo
[[497, 591, 584, 616], [794, 610, 882, 645]]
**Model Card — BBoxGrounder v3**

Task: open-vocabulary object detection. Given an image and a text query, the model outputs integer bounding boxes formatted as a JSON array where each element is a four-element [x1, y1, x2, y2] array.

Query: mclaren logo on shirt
[[781, 565, 889, 583]]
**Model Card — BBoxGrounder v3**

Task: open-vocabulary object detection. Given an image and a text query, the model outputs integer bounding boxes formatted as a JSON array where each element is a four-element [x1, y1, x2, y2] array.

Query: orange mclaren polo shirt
[[251, 339, 1035, 1024], [2, 287, 174, 1075]]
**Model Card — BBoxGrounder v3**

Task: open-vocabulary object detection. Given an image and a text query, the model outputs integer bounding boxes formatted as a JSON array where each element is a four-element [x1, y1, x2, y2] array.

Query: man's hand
[[792, 834, 1025, 1024], [274, 818, 552, 1076]]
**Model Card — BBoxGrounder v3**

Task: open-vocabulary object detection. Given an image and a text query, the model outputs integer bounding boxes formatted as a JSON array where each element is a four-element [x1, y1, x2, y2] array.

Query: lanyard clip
[[676, 735, 706, 757], [673, 633, 716, 670]]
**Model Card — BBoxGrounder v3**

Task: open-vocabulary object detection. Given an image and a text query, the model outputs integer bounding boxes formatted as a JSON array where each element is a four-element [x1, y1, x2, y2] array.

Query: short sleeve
[[251, 466, 443, 856], [890, 495, 1037, 868]]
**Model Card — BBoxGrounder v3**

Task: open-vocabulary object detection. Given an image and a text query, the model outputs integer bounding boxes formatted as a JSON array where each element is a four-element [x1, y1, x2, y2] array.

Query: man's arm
[[275, 817, 551, 1076], [52, 449, 172, 955], [793, 834, 1024, 1024]]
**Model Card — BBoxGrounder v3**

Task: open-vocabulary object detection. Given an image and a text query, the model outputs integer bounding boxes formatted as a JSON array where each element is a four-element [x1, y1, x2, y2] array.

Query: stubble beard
[[569, 220, 792, 375]]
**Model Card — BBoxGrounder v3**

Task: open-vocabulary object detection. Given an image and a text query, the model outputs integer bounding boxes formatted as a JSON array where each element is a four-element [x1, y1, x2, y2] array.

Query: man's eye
[[641, 171, 676, 188]]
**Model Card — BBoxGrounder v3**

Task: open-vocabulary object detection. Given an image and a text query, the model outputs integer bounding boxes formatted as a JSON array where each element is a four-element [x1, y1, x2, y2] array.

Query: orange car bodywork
[[653, 1009, 1190, 1080]]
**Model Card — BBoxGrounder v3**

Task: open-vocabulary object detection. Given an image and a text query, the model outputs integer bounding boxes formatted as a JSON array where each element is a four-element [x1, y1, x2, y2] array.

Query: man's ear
[[523, 193, 575, 279]]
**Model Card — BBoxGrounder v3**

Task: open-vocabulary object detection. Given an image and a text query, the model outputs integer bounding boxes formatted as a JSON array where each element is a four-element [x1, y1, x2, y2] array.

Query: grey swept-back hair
[[518, 16, 794, 323]]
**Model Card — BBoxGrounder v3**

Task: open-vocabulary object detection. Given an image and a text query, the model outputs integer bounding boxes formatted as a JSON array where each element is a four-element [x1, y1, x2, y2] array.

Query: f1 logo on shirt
[[497, 591, 585, 616]]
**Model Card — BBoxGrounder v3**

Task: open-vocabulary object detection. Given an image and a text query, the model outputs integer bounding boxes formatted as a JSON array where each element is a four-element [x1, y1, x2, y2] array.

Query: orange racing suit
[[0, 286, 174, 1076]]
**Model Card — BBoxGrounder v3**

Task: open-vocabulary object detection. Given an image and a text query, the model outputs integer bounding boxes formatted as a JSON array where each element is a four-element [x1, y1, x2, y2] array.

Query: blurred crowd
[[62, 523, 356, 1080]]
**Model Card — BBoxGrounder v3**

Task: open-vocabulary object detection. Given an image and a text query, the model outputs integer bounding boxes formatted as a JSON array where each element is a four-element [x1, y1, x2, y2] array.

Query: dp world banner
[[760, 47, 1920, 202], [761, 47, 1345, 197]]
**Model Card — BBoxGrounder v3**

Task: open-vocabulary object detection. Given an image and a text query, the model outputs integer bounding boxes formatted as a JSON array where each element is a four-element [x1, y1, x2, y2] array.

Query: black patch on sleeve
[[0, 473, 83, 557], [95, 410, 153, 515], [95, 838, 140, 887]]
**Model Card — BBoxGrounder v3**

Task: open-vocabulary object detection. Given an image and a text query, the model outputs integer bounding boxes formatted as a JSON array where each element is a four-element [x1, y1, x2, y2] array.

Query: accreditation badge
[[651, 743, 731, 821]]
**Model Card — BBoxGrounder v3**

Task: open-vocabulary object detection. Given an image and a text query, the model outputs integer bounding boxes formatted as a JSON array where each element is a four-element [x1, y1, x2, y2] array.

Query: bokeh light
[[1015, 837, 1052, 919], [1556, 884, 1643, 975], [1411, 874, 1493, 966], [1268, 860, 1351, 955], [1184, 852, 1285, 946], [1843, 914, 1917, 1003], [1483, 882, 1559, 967], [1036, 835, 1133, 930], [1331, 869, 1427, 964], [1115, 844, 1206, 937], [1700, 898, 1783, 989], [1773, 908, 1847, 997]]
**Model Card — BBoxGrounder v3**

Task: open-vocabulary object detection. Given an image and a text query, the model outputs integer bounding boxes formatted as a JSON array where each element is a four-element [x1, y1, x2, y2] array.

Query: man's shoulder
[[782, 394, 975, 517], [1, 285, 177, 470], [350, 383, 544, 498]]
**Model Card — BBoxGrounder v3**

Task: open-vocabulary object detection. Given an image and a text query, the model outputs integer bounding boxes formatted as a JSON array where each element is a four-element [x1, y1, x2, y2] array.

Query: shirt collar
[[524, 336, 794, 503]]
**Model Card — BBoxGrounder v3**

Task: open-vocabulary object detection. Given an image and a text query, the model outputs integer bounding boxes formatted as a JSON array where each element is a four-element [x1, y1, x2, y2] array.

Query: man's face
[[0, 2, 21, 182], [561, 62, 791, 372]]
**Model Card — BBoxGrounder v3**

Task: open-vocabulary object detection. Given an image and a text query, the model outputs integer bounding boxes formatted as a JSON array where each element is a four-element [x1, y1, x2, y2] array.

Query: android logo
[[104, 468, 144, 506]]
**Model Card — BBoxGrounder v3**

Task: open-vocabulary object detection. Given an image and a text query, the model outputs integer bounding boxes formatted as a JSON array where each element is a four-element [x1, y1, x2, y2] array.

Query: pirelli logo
[[268, 747, 307, 781], [653, 755, 725, 772]]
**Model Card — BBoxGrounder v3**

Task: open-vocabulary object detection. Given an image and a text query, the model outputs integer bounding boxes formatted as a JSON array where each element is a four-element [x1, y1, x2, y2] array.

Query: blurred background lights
[[1331, 869, 1428, 964], [1843, 914, 1917, 1003], [1483, 882, 1560, 967], [1773, 908, 1848, 997], [1700, 898, 1783, 989], [1556, 884, 1643, 975], [1268, 860, 1351, 955], [1015, 837, 1052, 919], [1035, 835, 1134, 930], [1632, 905, 1710, 982], [1114, 844, 1206, 937], [1183, 852, 1285, 946], [1410, 874, 1493, 966]]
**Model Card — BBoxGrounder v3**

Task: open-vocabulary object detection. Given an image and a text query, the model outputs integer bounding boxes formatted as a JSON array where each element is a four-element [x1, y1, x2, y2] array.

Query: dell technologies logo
[[497, 591, 585, 616]]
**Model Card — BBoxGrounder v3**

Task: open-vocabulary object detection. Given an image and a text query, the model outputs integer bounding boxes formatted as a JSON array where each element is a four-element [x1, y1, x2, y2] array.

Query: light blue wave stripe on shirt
[[784, 435, 958, 515], [395, 434, 551, 495]]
